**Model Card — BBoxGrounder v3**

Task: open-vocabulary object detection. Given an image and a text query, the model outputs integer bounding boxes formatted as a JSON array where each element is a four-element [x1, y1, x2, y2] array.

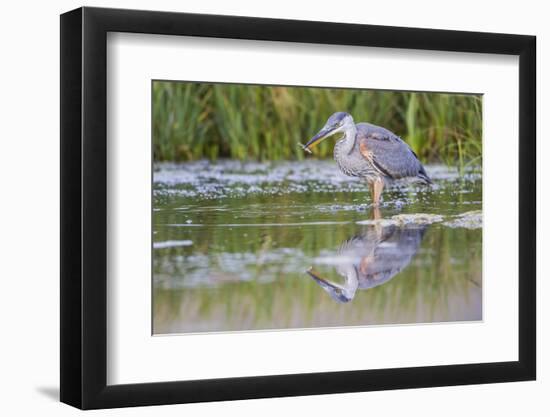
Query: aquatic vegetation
[[152, 82, 482, 171], [392, 213, 445, 225], [355, 213, 483, 229], [443, 210, 483, 229], [153, 159, 481, 202], [357, 214, 445, 227]]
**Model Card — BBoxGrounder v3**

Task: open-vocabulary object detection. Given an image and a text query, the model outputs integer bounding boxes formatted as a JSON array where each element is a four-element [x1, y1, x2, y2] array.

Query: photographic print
[[60, 8, 536, 408], [152, 81, 482, 335]]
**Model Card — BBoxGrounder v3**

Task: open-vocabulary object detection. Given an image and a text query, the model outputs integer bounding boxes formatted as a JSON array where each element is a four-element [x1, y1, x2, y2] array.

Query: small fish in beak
[[303, 127, 333, 153], [304, 117, 350, 154], [302, 112, 354, 153], [299, 142, 313, 154]]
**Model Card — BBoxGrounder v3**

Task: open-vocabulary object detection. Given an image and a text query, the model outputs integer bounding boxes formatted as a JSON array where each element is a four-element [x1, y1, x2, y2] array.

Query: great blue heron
[[304, 112, 432, 206], [307, 223, 427, 303]]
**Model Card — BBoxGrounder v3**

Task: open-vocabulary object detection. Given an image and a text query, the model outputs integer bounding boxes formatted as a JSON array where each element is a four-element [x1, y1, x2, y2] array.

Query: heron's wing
[[357, 128, 423, 179]]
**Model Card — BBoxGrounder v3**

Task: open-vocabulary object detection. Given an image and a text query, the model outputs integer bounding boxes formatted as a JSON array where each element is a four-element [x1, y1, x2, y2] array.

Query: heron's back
[[335, 122, 429, 183]]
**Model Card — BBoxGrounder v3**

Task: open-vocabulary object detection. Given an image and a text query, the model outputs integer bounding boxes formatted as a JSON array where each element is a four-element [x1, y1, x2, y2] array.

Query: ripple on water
[[153, 240, 193, 249]]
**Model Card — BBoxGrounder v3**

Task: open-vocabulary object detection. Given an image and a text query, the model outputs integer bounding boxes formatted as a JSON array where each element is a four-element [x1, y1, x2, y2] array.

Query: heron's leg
[[372, 178, 385, 207]]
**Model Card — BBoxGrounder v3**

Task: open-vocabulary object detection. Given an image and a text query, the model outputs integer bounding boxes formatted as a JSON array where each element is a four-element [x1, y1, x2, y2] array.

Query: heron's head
[[306, 266, 358, 303], [304, 112, 354, 152]]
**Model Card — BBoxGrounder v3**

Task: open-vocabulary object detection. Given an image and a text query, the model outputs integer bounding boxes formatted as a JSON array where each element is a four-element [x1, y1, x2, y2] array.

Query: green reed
[[153, 81, 482, 168]]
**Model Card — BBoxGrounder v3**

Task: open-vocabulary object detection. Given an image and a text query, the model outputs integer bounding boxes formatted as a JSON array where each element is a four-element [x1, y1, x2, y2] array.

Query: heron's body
[[305, 113, 432, 205]]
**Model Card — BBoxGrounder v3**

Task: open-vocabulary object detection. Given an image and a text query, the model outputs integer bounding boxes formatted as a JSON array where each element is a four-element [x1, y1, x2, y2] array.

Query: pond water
[[153, 160, 482, 334]]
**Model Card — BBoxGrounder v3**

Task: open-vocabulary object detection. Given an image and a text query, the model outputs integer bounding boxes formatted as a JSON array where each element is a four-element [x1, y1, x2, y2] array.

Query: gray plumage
[[305, 112, 432, 205], [361, 123, 429, 181], [334, 121, 431, 184]]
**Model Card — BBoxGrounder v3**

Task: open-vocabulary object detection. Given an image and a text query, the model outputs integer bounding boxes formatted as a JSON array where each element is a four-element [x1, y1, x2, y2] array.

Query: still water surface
[[153, 160, 482, 334]]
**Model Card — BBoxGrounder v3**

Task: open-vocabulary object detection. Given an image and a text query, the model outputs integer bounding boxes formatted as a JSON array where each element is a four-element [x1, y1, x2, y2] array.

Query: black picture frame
[[60, 6, 536, 410]]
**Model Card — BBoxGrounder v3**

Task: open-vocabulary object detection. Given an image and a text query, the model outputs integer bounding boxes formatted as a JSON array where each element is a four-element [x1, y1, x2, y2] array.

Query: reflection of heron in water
[[307, 221, 427, 303]]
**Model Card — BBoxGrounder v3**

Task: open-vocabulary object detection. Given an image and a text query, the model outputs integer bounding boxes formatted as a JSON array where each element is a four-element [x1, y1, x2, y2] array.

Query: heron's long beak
[[304, 126, 335, 151], [306, 267, 338, 290], [306, 267, 351, 303]]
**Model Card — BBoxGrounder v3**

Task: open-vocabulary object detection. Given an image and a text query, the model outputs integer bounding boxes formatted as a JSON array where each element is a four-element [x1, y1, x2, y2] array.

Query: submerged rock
[[392, 213, 444, 225], [443, 210, 482, 229], [356, 212, 483, 229], [357, 213, 444, 227]]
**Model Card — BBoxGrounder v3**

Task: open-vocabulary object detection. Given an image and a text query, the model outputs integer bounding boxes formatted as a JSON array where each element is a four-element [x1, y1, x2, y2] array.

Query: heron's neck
[[338, 124, 357, 155], [341, 266, 359, 299], [323, 266, 359, 302]]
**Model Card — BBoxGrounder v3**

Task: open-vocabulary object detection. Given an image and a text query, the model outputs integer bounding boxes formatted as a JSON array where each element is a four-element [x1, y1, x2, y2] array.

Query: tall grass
[[153, 81, 482, 166]]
